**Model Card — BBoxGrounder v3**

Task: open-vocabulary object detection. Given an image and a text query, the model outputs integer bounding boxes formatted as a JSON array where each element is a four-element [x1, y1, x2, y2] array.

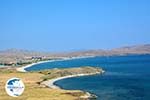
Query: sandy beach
[[41, 72, 102, 89], [16, 56, 103, 91], [41, 73, 101, 99], [16, 60, 53, 72], [16, 56, 95, 72], [14, 57, 104, 100]]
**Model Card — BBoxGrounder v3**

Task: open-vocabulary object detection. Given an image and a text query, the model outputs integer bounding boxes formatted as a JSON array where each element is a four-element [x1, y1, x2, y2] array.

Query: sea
[[26, 54, 150, 100]]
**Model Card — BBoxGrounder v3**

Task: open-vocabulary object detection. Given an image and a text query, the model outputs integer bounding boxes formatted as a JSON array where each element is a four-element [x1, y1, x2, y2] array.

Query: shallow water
[[26, 55, 150, 100]]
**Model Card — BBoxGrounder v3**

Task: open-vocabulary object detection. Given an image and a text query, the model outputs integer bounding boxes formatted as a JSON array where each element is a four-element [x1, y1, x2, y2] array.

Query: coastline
[[16, 56, 95, 72], [16, 56, 103, 90], [15, 56, 102, 99], [41, 72, 102, 99], [16, 60, 53, 72], [41, 72, 102, 89]]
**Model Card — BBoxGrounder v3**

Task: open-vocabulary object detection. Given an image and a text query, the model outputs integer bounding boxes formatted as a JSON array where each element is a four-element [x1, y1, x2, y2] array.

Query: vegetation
[[0, 66, 104, 100], [38, 66, 103, 81]]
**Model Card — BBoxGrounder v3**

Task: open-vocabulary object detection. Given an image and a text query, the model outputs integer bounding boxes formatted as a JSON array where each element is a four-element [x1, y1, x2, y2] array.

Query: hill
[[0, 44, 150, 65]]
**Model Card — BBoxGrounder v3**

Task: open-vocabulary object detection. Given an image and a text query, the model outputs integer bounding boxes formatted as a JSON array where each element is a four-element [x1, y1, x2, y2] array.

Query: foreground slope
[[0, 66, 104, 100]]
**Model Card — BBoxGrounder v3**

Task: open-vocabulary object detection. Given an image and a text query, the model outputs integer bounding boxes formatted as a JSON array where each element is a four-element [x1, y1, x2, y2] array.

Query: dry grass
[[39, 66, 102, 81], [0, 69, 86, 100]]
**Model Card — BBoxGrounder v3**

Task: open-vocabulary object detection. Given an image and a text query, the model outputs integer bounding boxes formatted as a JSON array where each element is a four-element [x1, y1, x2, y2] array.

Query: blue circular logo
[[5, 77, 25, 97]]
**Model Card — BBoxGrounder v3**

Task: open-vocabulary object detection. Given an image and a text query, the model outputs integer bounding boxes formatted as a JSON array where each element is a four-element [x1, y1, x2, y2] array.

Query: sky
[[0, 0, 150, 52]]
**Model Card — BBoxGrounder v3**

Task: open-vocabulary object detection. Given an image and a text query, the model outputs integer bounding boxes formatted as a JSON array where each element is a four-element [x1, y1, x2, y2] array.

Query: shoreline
[[16, 56, 95, 72], [16, 60, 53, 72], [41, 72, 103, 99], [15, 56, 101, 99], [16, 56, 103, 90], [41, 72, 102, 89]]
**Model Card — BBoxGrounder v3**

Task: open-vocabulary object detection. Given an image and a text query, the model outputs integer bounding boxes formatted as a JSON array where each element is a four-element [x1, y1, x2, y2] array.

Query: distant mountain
[[110, 44, 150, 55], [0, 44, 150, 64], [65, 44, 150, 57], [0, 49, 55, 64]]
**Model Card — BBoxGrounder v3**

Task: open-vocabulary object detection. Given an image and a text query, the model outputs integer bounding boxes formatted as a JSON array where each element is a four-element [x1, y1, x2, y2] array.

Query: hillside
[[0, 68, 102, 100], [0, 44, 150, 65]]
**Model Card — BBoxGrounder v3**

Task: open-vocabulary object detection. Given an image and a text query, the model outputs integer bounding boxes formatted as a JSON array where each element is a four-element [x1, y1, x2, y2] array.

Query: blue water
[[26, 55, 150, 100]]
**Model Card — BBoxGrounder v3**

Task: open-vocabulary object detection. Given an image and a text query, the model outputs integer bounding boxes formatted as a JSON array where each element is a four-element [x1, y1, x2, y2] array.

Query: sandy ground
[[16, 60, 53, 72], [16, 56, 95, 72], [41, 72, 101, 89]]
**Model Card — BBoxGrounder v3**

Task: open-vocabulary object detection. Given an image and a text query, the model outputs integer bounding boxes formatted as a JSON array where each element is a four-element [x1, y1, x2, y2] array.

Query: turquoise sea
[[26, 55, 150, 100]]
